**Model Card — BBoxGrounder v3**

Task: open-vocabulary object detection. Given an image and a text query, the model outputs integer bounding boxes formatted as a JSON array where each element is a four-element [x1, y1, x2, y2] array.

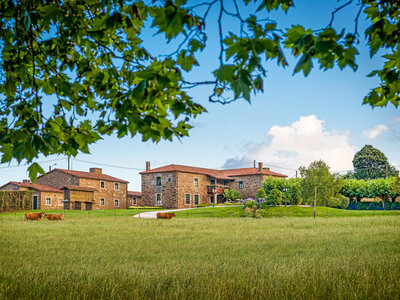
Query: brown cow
[[24, 212, 45, 222], [44, 213, 64, 221], [156, 212, 176, 219]]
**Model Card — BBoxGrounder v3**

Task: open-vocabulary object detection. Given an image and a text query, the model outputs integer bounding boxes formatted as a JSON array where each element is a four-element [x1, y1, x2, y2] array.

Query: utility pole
[[296, 170, 298, 178], [314, 187, 317, 219]]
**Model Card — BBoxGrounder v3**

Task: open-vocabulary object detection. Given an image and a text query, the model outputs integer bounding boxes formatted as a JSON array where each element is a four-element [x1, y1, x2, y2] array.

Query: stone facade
[[127, 192, 142, 207], [142, 171, 229, 209], [79, 178, 128, 209], [36, 170, 79, 189], [36, 168, 129, 210], [226, 174, 267, 199], [140, 163, 287, 208], [0, 182, 63, 210]]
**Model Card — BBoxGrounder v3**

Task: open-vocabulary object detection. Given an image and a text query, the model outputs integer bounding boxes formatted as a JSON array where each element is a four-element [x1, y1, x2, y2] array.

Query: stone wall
[[176, 172, 212, 208], [40, 192, 64, 210], [141, 172, 177, 208], [128, 195, 142, 207], [79, 178, 128, 209], [226, 174, 264, 199], [36, 170, 79, 189], [141, 171, 215, 209]]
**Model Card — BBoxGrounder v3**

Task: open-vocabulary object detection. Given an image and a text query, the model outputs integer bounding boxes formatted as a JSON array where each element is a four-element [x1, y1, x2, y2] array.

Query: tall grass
[[0, 213, 399, 299]]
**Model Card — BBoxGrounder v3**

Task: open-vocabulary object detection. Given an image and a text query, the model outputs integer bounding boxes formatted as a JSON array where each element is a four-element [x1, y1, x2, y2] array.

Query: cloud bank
[[363, 124, 389, 139], [223, 115, 356, 175]]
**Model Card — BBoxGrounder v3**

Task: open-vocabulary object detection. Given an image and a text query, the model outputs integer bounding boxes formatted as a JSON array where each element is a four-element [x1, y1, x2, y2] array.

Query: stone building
[[127, 191, 142, 207], [0, 180, 64, 210], [35, 168, 129, 210], [140, 162, 287, 209]]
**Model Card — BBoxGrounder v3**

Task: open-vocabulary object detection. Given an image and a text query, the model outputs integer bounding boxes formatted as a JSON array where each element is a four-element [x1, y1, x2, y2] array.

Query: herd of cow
[[24, 212, 64, 221], [23, 212, 177, 221]]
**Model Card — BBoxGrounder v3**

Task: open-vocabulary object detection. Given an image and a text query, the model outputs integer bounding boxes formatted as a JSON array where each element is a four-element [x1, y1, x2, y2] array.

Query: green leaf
[[28, 162, 45, 183]]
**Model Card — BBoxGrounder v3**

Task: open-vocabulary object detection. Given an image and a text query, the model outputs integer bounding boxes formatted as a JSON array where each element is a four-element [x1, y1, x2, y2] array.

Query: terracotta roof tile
[[49, 168, 129, 183], [140, 164, 287, 179], [140, 164, 233, 180], [6, 182, 63, 193], [221, 168, 287, 177], [128, 191, 141, 196]]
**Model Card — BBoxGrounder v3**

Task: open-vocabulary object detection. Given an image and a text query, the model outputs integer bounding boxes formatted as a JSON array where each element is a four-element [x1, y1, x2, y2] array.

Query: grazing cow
[[24, 212, 45, 222], [156, 212, 176, 219], [44, 213, 64, 221]]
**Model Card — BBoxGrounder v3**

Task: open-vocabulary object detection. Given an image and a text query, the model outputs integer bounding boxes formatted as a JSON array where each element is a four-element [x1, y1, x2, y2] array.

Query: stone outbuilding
[[127, 191, 142, 207], [0, 180, 63, 210]]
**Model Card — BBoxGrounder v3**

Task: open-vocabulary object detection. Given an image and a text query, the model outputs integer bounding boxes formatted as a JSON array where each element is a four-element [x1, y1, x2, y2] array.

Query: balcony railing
[[207, 185, 228, 194]]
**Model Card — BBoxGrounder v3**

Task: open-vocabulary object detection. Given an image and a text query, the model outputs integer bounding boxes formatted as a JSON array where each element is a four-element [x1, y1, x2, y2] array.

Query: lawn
[[0, 209, 399, 299]]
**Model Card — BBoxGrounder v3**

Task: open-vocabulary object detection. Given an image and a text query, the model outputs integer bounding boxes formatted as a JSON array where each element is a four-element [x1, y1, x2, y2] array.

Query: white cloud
[[363, 124, 389, 139], [224, 115, 356, 174]]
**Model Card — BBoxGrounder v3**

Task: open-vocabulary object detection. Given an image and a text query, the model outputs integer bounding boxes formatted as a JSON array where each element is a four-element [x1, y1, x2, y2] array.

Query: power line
[[72, 158, 144, 171], [0, 158, 65, 170]]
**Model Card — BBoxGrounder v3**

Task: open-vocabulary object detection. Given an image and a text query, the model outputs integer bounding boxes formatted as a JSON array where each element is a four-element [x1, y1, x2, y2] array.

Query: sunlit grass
[[0, 210, 399, 299]]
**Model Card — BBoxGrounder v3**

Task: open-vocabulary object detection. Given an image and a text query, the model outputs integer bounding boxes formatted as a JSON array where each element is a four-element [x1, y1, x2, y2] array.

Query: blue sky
[[0, 0, 398, 191]]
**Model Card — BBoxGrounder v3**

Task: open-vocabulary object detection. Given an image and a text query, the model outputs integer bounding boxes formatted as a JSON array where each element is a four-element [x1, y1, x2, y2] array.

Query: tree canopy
[[352, 145, 399, 179], [0, 0, 399, 180], [299, 160, 342, 206]]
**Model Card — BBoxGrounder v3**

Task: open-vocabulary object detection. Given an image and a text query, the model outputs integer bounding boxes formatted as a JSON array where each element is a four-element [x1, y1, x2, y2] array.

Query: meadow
[[0, 208, 399, 299]]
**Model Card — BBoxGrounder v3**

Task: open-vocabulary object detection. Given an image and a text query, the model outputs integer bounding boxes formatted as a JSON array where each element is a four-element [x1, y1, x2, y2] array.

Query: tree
[[353, 145, 399, 180], [299, 160, 342, 206], [223, 189, 242, 201], [256, 188, 267, 200], [1, 1, 399, 181], [268, 189, 282, 206]]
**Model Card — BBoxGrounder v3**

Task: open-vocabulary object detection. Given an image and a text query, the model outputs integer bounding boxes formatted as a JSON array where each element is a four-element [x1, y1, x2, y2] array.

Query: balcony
[[207, 185, 228, 194]]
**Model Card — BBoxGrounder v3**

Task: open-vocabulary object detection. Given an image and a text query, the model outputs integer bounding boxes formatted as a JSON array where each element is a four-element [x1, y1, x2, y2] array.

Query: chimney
[[146, 161, 151, 171], [258, 162, 263, 173], [23, 179, 31, 184], [89, 168, 102, 174], [253, 160, 256, 168]]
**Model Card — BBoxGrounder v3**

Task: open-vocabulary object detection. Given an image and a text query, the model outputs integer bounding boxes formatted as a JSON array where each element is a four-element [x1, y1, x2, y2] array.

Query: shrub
[[347, 201, 399, 210], [337, 194, 350, 209], [269, 189, 283, 206], [256, 188, 267, 200]]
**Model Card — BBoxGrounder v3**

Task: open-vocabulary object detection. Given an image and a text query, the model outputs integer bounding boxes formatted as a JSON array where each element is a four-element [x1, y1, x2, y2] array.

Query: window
[[100, 181, 105, 189], [156, 194, 162, 205], [132, 196, 136, 205], [194, 178, 198, 187], [45, 197, 51, 205], [114, 183, 119, 190], [210, 196, 214, 203], [100, 198, 105, 206], [238, 181, 244, 189], [185, 194, 191, 205], [156, 176, 161, 186], [210, 179, 215, 186], [114, 199, 119, 207], [194, 194, 199, 205]]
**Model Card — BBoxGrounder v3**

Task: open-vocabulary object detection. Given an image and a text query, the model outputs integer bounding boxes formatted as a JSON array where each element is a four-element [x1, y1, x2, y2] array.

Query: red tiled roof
[[63, 185, 97, 192], [6, 182, 63, 193], [47, 168, 129, 183], [140, 164, 233, 180], [140, 164, 287, 179], [128, 191, 141, 197], [221, 168, 287, 178]]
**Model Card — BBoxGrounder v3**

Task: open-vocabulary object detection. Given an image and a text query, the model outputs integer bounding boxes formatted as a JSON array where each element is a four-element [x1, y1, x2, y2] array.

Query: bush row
[[347, 201, 400, 210]]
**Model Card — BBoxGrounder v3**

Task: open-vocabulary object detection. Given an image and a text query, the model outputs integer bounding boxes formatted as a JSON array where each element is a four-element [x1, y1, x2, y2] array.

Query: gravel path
[[133, 208, 196, 219]]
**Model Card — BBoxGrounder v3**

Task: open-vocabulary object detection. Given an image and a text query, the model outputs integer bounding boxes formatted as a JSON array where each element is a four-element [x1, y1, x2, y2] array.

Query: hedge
[[347, 201, 399, 210]]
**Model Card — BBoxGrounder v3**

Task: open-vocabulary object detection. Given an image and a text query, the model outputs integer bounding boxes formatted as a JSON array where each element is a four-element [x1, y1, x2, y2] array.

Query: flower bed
[[347, 201, 399, 210]]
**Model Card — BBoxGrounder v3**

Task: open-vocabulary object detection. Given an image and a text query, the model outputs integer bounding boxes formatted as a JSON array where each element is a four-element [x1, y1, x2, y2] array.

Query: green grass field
[[0, 208, 399, 299]]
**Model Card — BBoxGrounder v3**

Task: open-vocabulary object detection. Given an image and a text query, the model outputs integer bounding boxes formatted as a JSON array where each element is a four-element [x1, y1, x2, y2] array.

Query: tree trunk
[[314, 187, 317, 219]]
